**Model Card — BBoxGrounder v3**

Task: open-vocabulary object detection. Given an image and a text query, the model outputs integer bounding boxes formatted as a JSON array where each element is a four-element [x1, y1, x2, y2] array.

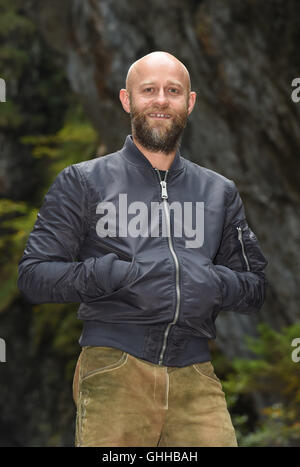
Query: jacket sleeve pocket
[[213, 180, 268, 314]]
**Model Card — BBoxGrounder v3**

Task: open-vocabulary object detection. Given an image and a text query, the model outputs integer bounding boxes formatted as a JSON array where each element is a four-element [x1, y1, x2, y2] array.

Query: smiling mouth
[[148, 113, 171, 119]]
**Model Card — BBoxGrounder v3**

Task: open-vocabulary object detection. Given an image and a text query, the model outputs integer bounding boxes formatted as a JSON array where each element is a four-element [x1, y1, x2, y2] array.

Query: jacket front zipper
[[154, 168, 181, 366], [237, 226, 250, 271]]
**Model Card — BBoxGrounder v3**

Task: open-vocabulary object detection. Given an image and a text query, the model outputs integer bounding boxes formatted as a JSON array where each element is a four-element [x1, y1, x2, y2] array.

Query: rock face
[[34, 0, 300, 357]]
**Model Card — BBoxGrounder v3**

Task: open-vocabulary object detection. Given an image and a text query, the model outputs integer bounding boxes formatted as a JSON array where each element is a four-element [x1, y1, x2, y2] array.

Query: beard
[[130, 100, 188, 154]]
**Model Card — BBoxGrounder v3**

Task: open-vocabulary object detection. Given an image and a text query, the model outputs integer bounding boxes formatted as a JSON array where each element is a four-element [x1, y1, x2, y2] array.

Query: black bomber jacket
[[17, 135, 268, 367]]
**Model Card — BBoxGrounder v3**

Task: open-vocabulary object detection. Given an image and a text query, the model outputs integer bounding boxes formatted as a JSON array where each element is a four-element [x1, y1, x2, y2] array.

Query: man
[[17, 51, 268, 447]]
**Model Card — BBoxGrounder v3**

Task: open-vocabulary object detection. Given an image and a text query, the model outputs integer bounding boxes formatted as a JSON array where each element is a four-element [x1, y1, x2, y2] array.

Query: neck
[[132, 136, 176, 170]]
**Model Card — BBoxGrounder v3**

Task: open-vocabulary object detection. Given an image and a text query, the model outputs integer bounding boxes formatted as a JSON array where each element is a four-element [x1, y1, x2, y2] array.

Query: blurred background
[[0, 0, 300, 447]]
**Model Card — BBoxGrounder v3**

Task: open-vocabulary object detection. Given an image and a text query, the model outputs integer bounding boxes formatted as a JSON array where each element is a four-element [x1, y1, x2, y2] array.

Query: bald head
[[125, 51, 191, 95]]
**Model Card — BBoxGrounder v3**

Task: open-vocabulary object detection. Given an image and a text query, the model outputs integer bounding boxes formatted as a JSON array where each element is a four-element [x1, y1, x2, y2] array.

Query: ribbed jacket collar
[[121, 135, 185, 174]]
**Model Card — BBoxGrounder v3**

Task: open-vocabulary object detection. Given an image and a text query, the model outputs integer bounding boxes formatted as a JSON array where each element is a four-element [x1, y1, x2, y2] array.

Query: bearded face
[[129, 95, 189, 154]]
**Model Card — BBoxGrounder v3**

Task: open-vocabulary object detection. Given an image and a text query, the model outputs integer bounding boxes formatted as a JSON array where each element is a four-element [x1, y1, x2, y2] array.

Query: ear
[[187, 91, 197, 116], [119, 89, 131, 114]]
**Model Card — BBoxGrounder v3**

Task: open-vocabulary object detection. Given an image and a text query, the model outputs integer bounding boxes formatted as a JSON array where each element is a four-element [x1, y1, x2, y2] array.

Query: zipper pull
[[154, 168, 169, 200], [160, 181, 168, 199], [236, 226, 250, 271]]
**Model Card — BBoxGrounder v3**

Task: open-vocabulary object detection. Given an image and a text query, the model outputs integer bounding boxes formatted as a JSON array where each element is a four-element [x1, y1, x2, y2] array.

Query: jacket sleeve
[[212, 180, 268, 314], [17, 164, 136, 304]]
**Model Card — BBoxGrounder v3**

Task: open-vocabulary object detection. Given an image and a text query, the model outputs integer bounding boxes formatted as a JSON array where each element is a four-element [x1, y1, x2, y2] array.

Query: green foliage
[[219, 323, 300, 446], [0, 0, 70, 136], [0, 0, 99, 447], [21, 99, 98, 182], [0, 0, 34, 38], [0, 0, 35, 128], [0, 97, 98, 310], [0, 99, 98, 444], [31, 303, 83, 381], [0, 199, 38, 311], [5, 102, 98, 374]]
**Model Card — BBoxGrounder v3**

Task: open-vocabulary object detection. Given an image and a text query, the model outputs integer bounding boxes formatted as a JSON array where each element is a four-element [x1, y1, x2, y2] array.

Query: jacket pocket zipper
[[196, 326, 214, 339], [237, 226, 250, 271], [98, 242, 132, 262]]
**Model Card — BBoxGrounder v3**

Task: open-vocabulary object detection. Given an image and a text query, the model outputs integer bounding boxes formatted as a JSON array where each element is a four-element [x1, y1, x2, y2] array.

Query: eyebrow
[[139, 81, 184, 89]]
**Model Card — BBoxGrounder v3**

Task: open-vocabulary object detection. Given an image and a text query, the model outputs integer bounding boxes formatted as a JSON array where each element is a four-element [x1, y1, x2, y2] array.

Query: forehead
[[130, 58, 189, 90]]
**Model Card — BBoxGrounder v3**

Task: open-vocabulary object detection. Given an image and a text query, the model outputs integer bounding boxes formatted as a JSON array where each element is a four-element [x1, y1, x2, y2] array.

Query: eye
[[144, 87, 154, 93], [169, 88, 179, 94]]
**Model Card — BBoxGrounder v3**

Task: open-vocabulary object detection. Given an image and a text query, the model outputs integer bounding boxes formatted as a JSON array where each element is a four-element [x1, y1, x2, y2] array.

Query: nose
[[153, 88, 168, 106]]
